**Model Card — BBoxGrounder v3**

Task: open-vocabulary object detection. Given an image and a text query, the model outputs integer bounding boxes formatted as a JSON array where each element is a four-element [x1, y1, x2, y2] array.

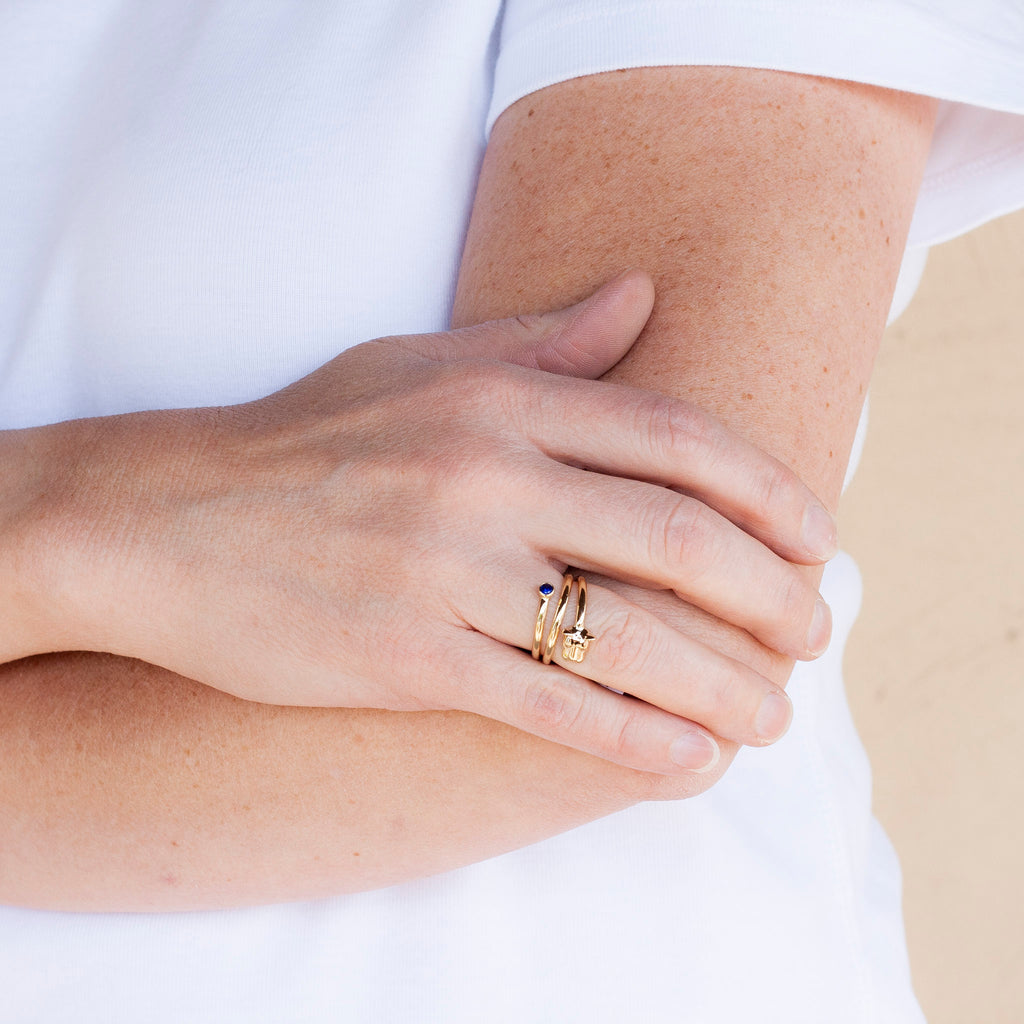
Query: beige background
[[842, 209, 1024, 1023]]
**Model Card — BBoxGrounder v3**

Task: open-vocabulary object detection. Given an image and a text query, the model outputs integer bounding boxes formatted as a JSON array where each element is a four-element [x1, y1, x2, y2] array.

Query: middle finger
[[522, 462, 832, 661]]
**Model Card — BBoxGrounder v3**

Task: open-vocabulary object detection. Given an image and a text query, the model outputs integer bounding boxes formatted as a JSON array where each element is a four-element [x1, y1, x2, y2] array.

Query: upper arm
[[0, 69, 938, 913], [453, 66, 937, 506]]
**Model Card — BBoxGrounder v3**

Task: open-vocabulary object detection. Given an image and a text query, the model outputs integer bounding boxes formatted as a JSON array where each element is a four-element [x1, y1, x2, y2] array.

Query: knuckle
[[597, 608, 654, 679], [652, 496, 712, 570], [751, 459, 801, 527], [410, 364, 528, 493], [704, 662, 766, 737], [519, 675, 587, 736], [590, 699, 674, 772], [604, 705, 649, 765], [772, 569, 815, 642], [643, 395, 712, 464], [446, 358, 514, 411]]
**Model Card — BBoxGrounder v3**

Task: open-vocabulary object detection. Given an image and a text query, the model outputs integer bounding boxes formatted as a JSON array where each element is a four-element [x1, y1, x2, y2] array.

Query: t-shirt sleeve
[[488, 0, 1024, 245]]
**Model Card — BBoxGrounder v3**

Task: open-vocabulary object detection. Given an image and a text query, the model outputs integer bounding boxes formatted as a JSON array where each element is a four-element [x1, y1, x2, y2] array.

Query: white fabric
[[489, 0, 1024, 246], [1, 3, 1022, 1022]]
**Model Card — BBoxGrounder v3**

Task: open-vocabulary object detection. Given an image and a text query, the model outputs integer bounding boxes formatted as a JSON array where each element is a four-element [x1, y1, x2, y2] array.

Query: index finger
[[518, 374, 838, 565]]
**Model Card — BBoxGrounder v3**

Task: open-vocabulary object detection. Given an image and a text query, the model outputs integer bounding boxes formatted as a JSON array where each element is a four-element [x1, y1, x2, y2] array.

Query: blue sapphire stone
[[539, 583, 554, 596]]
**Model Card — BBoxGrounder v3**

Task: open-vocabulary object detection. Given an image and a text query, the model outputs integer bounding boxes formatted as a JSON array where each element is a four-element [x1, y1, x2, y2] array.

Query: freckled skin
[[458, 68, 936, 502], [0, 70, 936, 911]]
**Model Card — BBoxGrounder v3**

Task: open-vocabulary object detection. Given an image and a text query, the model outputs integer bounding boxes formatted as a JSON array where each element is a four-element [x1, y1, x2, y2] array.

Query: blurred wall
[[843, 209, 1024, 1024]]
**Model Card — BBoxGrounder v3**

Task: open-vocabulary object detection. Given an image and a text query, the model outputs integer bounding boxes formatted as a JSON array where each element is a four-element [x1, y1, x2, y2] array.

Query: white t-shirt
[[1, 3, 1021, 1022]]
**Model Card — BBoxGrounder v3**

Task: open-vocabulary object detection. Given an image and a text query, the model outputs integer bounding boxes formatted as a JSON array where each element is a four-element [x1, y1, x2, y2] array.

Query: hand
[[28, 272, 835, 774]]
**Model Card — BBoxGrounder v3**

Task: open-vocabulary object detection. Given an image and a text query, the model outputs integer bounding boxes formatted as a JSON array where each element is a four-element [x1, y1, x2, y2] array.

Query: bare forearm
[[1, 70, 936, 912], [455, 69, 936, 509], [0, 652, 650, 911], [0, 423, 74, 660]]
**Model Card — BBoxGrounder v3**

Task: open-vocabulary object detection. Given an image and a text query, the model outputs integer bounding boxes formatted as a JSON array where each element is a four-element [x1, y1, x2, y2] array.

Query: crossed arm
[[0, 68, 936, 910]]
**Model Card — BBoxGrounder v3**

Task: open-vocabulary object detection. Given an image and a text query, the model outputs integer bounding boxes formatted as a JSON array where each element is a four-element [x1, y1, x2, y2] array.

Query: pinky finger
[[450, 633, 721, 775]]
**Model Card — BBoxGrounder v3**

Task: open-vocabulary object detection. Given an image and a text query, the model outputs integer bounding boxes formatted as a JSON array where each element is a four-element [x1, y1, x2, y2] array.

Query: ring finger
[[463, 566, 793, 748]]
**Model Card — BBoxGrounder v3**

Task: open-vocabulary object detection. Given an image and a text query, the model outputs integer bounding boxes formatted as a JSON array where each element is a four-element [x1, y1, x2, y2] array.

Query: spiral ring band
[[532, 582, 556, 660], [561, 575, 597, 663], [542, 572, 574, 665]]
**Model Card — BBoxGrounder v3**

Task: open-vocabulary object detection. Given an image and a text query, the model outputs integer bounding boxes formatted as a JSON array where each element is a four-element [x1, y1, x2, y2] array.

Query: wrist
[[0, 420, 87, 658], [0, 409, 208, 662]]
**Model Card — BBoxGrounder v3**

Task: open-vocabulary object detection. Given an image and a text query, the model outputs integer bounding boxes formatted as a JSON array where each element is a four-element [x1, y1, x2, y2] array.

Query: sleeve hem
[[488, 1, 1024, 245], [489, 1, 1024, 134]]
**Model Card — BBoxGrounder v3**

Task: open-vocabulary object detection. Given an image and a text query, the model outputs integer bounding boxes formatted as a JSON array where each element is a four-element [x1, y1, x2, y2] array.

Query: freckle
[[171, 840, 179, 847], [650, 155, 659, 164], [822, 366, 829, 373], [825, 401, 831, 409], [829, 450, 834, 458], [886, 236, 890, 245], [348, 798, 357, 805], [742, 393, 753, 400], [352, 852, 360, 858], [858, 208, 865, 219]]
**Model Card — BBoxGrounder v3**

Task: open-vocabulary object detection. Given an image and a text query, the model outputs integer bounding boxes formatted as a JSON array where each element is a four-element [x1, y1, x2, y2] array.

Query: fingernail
[[669, 731, 720, 772], [754, 692, 793, 743], [806, 599, 832, 657], [802, 505, 838, 561]]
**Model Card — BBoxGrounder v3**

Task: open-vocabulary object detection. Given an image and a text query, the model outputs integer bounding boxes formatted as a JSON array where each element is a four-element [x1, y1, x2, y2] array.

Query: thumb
[[410, 270, 655, 379]]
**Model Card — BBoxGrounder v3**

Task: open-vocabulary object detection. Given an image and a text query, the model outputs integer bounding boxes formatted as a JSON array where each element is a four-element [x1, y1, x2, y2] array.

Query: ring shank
[[542, 573, 574, 664]]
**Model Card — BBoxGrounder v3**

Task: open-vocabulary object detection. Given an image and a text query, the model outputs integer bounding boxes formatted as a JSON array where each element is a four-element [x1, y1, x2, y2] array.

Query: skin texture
[[0, 280, 830, 772], [0, 68, 936, 910]]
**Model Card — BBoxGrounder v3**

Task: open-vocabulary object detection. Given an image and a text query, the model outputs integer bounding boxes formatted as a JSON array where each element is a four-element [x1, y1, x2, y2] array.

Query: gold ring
[[542, 572, 574, 664], [532, 582, 556, 660], [561, 575, 597, 663]]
